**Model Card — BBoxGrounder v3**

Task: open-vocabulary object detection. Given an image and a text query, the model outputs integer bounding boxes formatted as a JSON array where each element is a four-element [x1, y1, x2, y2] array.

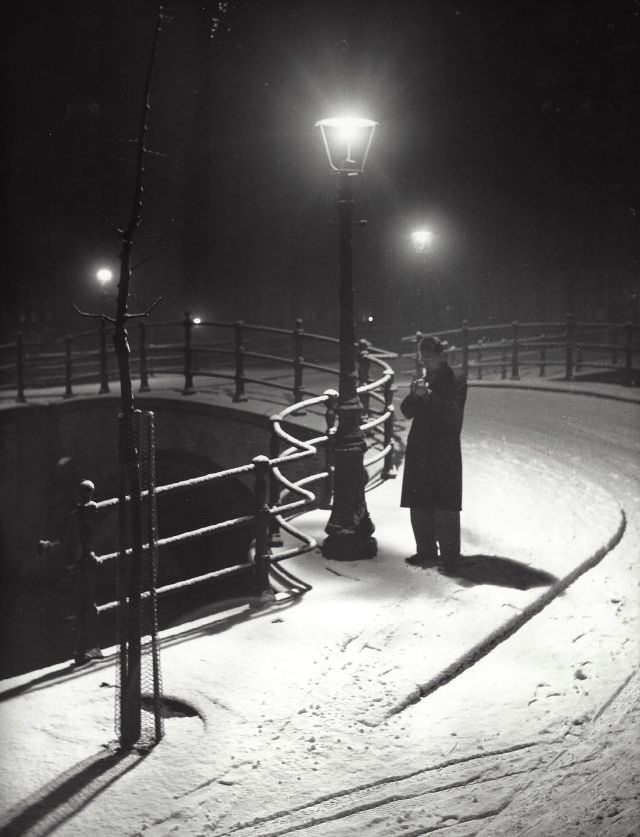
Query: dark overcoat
[[400, 364, 467, 510]]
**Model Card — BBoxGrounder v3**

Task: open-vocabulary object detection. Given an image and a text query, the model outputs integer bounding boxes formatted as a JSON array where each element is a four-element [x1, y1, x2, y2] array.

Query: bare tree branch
[[72, 304, 116, 324]]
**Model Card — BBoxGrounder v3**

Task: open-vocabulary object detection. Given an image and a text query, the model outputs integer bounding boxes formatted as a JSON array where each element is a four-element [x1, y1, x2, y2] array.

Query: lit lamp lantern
[[315, 116, 377, 174], [410, 228, 434, 254]]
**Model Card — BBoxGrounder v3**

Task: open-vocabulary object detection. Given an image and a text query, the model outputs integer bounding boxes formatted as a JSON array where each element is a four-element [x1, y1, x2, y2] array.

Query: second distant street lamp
[[409, 228, 435, 331], [315, 116, 378, 560]]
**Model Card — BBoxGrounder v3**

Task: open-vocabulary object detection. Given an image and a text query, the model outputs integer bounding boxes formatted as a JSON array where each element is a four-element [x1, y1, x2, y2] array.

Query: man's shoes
[[438, 560, 459, 576], [405, 553, 438, 568]]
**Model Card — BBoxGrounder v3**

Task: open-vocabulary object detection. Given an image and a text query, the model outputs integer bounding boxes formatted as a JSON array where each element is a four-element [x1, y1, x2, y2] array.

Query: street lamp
[[410, 228, 434, 255], [96, 268, 114, 307], [315, 115, 378, 560], [409, 228, 436, 332]]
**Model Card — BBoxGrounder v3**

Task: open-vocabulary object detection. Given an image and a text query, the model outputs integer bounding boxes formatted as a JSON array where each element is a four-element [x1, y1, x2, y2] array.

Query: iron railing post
[[565, 313, 575, 381], [268, 424, 283, 547], [357, 339, 371, 419], [414, 331, 423, 378], [624, 321, 633, 386], [99, 320, 110, 394], [182, 310, 196, 395], [320, 389, 339, 509], [139, 320, 150, 392], [16, 332, 26, 403], [501, 342, 507, 379], [293, 318, 305, 407], [382, 376, 397, 479], [539, 345, 546, 377], [233, 320, 247, 402], [252, 455, 272, 597], [74, 479, 101, 664], [477, 346, 483, 380], [461, 320, 469, 379], [64, 335, 74, 399], [510, 321, 520, 380]]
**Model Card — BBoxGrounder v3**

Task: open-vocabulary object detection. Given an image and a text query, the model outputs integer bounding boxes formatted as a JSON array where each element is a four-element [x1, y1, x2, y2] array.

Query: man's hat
[[419, 335, 447, 355]]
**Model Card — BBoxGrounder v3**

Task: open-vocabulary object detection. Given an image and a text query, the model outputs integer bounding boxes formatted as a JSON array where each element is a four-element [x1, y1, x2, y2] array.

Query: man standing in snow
[[400, 335, 467, 574]]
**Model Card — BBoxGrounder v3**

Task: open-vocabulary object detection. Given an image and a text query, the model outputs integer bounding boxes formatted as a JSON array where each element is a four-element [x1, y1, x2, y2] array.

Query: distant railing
[[0, 313, 397, 404], [399, 316, 640, 387]]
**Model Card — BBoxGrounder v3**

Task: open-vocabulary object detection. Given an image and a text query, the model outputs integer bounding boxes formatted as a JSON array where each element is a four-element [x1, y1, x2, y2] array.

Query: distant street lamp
[[96, 268, 114, 307], [410, 228, 434, 255], [409, 228, 435, 331], [315, 115, 378, 560]]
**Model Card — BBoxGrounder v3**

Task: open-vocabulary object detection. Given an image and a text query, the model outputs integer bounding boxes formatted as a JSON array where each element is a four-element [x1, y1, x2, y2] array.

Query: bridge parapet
[[398, 317, 639, 387]]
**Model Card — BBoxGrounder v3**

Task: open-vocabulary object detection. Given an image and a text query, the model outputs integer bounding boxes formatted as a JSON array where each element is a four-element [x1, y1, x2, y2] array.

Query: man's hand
[[411, 378, 428, 396]]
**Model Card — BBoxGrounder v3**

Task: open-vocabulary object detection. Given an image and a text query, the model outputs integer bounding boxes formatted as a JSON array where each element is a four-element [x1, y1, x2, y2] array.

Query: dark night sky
[[3, 0, 640, 339]]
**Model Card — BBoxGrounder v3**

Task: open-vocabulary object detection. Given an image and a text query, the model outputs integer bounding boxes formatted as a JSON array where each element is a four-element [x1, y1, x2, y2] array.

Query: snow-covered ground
[[1, 387, 638, 836]]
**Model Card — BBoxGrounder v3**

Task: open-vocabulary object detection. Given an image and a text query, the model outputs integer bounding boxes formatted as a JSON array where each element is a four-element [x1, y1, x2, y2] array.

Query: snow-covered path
[[1, 388, 638, 836]]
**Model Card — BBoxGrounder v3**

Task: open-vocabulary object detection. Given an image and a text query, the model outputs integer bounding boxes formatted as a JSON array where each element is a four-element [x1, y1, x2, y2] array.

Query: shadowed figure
[[406, 553, 558, 590]]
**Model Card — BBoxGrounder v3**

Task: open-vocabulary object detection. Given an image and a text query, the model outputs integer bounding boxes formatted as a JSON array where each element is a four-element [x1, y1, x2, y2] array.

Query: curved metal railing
[[57, 338, 396, 658]]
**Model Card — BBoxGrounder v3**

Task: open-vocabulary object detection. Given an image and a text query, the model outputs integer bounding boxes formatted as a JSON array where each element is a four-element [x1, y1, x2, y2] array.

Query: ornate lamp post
[[315, 115, 378, 560]]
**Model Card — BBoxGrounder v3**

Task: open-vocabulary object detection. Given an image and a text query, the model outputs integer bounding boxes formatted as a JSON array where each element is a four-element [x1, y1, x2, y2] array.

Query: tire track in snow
[[212, 740, 551, 837]]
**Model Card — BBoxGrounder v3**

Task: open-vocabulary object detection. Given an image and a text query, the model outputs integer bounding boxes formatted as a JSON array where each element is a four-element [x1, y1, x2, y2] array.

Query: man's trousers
[[409, 508, 460, 568]]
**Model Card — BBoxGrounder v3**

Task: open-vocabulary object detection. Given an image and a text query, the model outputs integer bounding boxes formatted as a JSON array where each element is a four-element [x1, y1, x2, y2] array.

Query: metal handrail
[[64, 344, 395, 634]]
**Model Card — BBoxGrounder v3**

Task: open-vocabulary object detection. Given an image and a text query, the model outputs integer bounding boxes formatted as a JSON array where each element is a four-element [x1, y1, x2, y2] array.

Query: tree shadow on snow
[[453, 554, 558, 590], [0, 748, 146, 836]]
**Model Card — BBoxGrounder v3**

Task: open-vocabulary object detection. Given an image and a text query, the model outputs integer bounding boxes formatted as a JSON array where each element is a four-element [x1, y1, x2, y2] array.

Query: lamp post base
[[322, 529, 377, 561], [322, 400, 377, 561]]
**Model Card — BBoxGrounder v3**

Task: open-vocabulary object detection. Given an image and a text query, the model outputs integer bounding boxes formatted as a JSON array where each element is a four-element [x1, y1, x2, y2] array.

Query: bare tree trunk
[[114, 3, 164, 750]]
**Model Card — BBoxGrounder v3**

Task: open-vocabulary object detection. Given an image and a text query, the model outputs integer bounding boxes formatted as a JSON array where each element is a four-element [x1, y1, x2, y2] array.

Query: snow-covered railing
[[0, 314, 393, 404], [62, 348, 396, 661], [399, 317, 640, 386]]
